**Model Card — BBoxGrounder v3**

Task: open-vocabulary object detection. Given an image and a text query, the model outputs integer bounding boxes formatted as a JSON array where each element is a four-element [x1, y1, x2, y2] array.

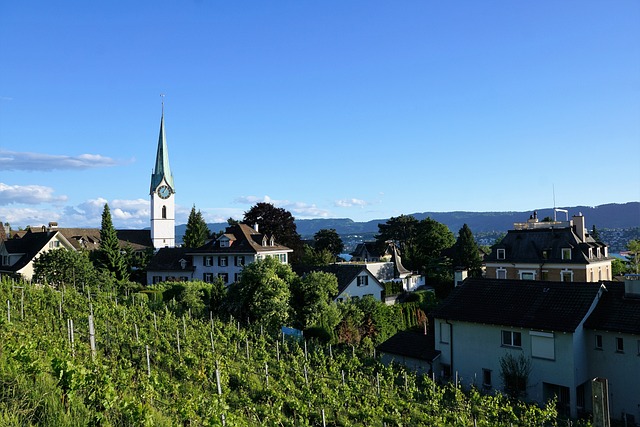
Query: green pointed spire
[[150, 109, 174, 193]]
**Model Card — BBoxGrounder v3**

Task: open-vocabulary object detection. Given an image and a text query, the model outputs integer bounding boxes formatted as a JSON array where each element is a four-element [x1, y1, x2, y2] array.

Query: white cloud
[[335, 198, 369, 208], [0, 183, 67, 205], [0, 150, 120, 171], [0, 206, 61, 228], [234, 195, 331, 219]]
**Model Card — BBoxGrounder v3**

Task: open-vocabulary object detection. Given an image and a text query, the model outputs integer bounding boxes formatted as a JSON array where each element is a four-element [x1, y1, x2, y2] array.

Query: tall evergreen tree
[[591, 225, 602, 243], [183, 205, 210, 248], [98, 203, 129, 282], [453, 224, 483, 277]]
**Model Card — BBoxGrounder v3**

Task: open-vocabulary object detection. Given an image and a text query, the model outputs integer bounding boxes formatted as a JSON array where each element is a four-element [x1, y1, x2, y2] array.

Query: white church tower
[[150, 101, 175, 249]]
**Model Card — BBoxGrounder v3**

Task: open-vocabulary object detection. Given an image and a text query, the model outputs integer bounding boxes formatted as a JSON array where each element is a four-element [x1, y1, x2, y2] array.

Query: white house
[[294, 264, 385, 302], [429, 278, 636, 420], [0, 228, 76, 281], [146, 223, 292, 286]]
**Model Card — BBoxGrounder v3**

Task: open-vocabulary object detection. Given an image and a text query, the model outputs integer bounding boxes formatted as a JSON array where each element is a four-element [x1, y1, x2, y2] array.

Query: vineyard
[[0, 277, 580, 426]]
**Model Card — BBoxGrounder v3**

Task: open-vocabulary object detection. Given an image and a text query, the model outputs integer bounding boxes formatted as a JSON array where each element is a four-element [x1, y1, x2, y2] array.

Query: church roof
[[150, 112, 174, 192]]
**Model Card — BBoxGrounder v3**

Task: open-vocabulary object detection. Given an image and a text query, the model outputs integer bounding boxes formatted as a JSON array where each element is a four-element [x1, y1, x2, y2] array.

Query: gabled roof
[[351, 242, 383, 259], [293, 264, 384, 296], [1, 231, 68, 273], [430, 278, 604, 333], [584, 281, 640, 335], [147, 247, 195, 272], [116, 230, 153, 251], [376, 330, 440, 362], [188, 223, 291, 255], [485, 227, 608, 265]]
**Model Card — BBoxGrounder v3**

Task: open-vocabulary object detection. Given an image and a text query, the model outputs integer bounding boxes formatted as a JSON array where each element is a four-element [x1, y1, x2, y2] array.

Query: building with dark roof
[[485, 212, 612, 282], [147, 223, 292, 285], [376, 330, 440, 376], [293, 263, 385, 302], [429, 277, 639, 421]]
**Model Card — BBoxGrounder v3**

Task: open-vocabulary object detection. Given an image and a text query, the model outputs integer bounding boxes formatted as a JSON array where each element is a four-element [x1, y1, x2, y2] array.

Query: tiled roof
[[485, 227, 609, 265], [430, 278, 603, 333], [147, 247, 194, 272], [351, 242, 383, 259], [12, 228, 152, 252], [376, 330, 440, 362], [189, 223, 291, 255], [584, 281, 640, 335]]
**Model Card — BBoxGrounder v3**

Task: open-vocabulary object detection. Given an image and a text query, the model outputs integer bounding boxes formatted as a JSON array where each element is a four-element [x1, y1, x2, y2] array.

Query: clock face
[[158, 185, 171, 199]]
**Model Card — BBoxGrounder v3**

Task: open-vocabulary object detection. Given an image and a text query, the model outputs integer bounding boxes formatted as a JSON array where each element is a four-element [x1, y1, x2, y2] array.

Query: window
[[519, 271, 536, 280], [203, 273, 214, 283], [482, 369, 492, 388], [542, 249, 549, 259], [496, 269, 507, 279], [357, 276, 369, 287], [588, 248, 593, 259], [204, 256, 213, 267], [541, 271, 549, 281], [49, 240, 60, 248], [162, 205, 167, 219], [595, 334, 603, 350], [502, 330, 522, 347], [616, 337, 624, 353], [218, 273, 228, 284], [561, 270, 573, 282], [561, 248, 571, 260], [530, 331, 555, 360], [152, 276, 162, 284], [218, 256, 228, 267], [179, 276, 188, 282], [234, 273, 241, 283], [235, 256, 245, 267], [596, 248, 601, 258], [497, 248, 506, 260]]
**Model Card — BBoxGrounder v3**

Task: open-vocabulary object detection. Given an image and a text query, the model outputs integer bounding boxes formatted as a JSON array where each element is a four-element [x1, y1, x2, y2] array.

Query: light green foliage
[[225, 257, 295, 330], [293, 271, 339, 330], [626, 239, 640, 273], [33, 248, 106, 288], [183, 205, 210, 248], [299, 245, 335, 266], [0, 276, 568, 426]]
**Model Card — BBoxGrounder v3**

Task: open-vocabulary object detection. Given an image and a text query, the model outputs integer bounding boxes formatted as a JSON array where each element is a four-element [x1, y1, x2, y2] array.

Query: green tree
[[376, 215, 418, 256], [97, 204, 129, 282], [626, 239, 640, 274], [292, 271, 339, 330], [183, 205, 210, 248], [591, 225, 602, 243], [611, 258, 627, 277], [224, 257, 296, 330], [243, 202, 304, 263], [313, 228, 344, 257], [413, 217, 456, 276], [453, 224, 483, 277], [33, 248, 106, 288], [299, 245, 335, 266]]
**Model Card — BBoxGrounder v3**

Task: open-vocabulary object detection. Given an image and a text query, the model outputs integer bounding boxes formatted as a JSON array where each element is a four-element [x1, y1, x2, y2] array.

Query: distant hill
[[176, 202, 639, 242]]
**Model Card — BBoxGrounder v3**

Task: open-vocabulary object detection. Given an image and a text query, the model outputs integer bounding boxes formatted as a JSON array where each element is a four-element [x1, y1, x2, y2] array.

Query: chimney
[[253, 223, 259, 233], [624, 275, 640, 299], [572, 213, 586, 242]]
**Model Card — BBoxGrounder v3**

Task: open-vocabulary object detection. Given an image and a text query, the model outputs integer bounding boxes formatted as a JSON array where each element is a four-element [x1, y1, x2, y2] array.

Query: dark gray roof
[[485, 227, 609, 265], [1, 231, 57, 272], [188, 223, 291, 255], [350, 242, 383, 259], [147, 247, 195, 272], [430, 278, 604, 333], [376, 330, 440, 362], [293, 264, 382, 295], [584, 281, 640, 335]]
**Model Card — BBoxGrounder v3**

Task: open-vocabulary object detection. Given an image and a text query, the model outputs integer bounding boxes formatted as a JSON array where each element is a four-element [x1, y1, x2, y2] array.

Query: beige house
[[485, 212, 612, 282]]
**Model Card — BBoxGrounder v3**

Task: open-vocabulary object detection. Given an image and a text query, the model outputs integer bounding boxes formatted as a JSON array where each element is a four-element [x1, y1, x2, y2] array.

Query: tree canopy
[[313, 228, 344, 257], [453, 224, 483, 277], [183, 205, 210, 248], [33, 248, 106, 288], [243, 202, 303, 263], [96, 204, 129, 282]]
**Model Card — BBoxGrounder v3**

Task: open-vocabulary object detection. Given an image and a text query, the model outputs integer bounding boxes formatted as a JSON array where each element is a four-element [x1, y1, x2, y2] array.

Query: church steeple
[[150, 101, 174, 194]]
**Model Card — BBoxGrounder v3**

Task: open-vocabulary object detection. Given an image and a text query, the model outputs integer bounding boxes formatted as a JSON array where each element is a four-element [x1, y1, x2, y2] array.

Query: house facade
[[294, 263, 385, 302], [485, 212, 612, 282], [430, 277, 639, 422], [0, 229, 76, 281], [147, 223, 292, 286]]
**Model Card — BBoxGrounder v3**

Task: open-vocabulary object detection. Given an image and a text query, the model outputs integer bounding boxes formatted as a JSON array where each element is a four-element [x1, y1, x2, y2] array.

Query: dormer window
[[588, 248, 593, 259], [262, 236, 268, 247], [596, 247, 601, 258], [497, 248, 505, 260], [179, 258, 187, 269], [562, 248, 572, 260], [270, 236, 275, 246]]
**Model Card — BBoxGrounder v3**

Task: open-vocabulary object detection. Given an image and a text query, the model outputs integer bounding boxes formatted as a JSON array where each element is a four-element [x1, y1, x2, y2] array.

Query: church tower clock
[[150, 102, 175, 249]]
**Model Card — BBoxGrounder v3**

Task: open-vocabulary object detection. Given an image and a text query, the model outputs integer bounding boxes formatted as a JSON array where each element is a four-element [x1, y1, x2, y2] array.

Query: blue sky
[[1, 1, 639, 229]]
